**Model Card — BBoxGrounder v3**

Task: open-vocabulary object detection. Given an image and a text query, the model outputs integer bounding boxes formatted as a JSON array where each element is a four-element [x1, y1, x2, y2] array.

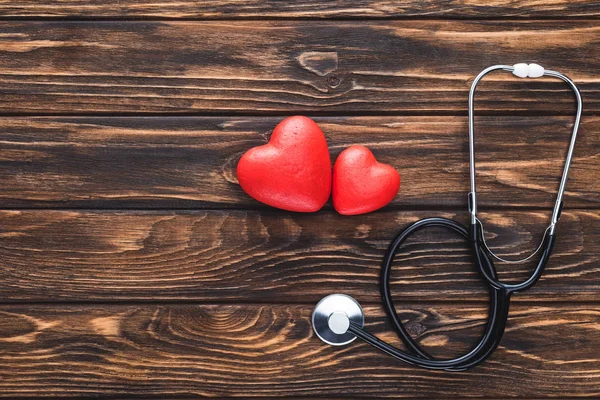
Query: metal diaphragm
[[312, 294, 364, 346]]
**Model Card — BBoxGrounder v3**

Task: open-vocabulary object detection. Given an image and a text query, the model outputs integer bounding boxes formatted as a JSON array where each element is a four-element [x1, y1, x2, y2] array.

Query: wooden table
[[0, 1, 599, 398]]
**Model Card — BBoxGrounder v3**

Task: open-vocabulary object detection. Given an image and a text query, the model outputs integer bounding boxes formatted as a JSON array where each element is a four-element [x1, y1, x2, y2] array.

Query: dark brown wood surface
[[1, 210, 598, 303], [0, 0, 599, 19], [0, 116, 598, 209], [0, 21, 599, 115], [0, 303, 598, 398], [0, 2, 598, 399]]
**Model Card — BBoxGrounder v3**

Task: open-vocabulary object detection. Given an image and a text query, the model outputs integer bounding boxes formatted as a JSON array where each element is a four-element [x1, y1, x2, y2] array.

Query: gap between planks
[[0, 110, 592, 117], [1, 300, 599, 306], [1, 205, 598, 211]]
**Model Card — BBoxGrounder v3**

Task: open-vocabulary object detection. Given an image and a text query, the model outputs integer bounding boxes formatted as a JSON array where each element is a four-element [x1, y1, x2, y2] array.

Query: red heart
[[237, 116, 332, 212], [333, 145, 400, 215]]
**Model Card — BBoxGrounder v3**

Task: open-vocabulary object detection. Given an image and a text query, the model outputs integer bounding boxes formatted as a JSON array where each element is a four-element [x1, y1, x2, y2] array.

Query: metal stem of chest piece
[[468, 65, 582, 264]]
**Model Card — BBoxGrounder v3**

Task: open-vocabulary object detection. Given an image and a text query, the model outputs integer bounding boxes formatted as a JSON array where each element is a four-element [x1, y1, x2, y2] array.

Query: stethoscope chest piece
[[312, 294, 364, 346]]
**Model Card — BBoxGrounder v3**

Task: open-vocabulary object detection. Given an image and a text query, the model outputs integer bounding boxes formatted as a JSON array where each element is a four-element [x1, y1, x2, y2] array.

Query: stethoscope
[[312, 63, 582, 371]]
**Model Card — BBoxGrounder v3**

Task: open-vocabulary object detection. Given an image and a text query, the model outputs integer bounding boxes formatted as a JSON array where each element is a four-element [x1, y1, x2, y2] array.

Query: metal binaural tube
[[543, 69, 583, 232], [468, 65, 513, 224], [468, 64, 582, 258]]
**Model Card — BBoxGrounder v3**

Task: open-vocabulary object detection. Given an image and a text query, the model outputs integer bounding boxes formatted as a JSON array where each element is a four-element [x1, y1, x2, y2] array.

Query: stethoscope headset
[[312, 63, 583, 371]]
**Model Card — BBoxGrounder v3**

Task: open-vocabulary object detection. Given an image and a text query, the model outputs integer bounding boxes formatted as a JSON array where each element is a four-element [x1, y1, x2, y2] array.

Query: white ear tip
[[513, 63, 529, 78], [528, 63, 544, 78]]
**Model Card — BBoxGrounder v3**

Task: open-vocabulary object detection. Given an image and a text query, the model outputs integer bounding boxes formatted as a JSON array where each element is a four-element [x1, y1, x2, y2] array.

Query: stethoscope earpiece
[[312, 294, 363, 346]]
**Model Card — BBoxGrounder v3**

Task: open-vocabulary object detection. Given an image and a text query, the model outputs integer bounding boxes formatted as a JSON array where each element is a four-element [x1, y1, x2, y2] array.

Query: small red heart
[[333, 145, 400, 215], [237, 116, 332, 212]]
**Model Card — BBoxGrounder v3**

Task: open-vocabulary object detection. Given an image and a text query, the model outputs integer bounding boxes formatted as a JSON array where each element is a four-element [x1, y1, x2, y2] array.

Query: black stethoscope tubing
[[349, 217, 511, 371]]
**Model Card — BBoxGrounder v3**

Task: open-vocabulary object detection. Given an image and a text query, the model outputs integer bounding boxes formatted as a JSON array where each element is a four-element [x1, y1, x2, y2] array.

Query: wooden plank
[[1, 209, 598, 302], [1, 116, 598, 209], [0, 21, 598, 115], [0, 0, 599, 19], [0, 303, 598, 398]]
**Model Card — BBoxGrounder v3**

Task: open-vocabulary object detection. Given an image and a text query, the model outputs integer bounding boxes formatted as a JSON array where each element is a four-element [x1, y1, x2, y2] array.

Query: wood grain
[[1, 116, 598, 209], [0, 21, 598, 115], [0, 303, 598, 398], [0, 0, 599, 19], [1, 209, 598, 302]]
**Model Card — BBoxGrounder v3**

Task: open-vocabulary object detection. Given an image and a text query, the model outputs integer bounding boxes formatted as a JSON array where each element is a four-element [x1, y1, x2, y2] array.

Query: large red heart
[[333, 145, 400, 215], [236, 116, 332, 212]]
